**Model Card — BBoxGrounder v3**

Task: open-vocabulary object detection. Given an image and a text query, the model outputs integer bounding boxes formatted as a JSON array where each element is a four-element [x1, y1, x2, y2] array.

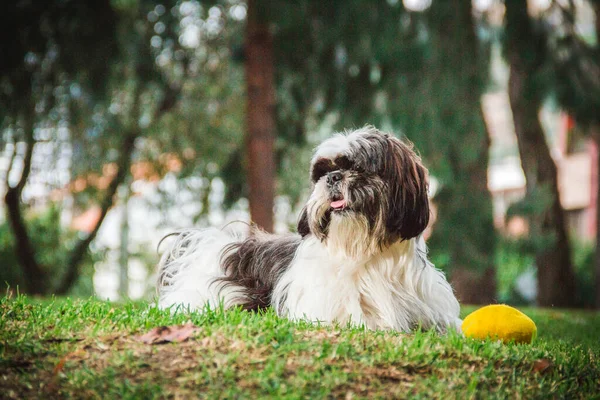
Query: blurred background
[[1, 0, 599, 308]]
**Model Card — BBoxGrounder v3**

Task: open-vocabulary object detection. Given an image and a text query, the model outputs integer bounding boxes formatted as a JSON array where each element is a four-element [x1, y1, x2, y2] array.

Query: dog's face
[[297, 127, 430, 258]]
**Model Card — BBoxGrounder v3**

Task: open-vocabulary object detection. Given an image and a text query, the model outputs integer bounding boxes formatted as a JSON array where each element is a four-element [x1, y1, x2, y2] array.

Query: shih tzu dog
[[157, 126, 461, 332]]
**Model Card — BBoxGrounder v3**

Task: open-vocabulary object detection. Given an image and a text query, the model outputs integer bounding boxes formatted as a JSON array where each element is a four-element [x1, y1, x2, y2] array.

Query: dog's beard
[[306, 174, 390, 259]]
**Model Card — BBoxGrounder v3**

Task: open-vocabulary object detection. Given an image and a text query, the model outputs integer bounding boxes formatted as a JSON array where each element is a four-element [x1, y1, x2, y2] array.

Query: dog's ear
[[297, 207, 310, 237], [385, 137, 430, 240]]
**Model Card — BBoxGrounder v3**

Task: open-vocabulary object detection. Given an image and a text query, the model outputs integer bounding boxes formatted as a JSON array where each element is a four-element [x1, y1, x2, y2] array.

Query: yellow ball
[[462, 304, 537, 344]]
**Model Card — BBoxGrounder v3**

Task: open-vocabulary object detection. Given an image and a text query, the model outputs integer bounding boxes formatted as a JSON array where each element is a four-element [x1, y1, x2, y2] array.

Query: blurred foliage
[[68, 0, 246, 218], [1, 0, 247, 218], [572, 240, 595, 308], [547, 1, 600, 128], [0, 0, 247, 293], [505, 185, 557, 251], [0, 205, 99, 295], [0, 1, 118, 112], [495, 236, 535, 305], [408, 3, 496, 276], [496, 236, 596, 308]]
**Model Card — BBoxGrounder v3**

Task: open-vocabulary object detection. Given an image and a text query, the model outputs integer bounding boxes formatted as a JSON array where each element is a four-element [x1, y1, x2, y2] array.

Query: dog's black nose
[[326, 171, 343, 185]]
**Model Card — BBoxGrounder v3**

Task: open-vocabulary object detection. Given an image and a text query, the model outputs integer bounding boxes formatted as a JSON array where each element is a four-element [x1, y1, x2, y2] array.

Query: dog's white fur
[[272, 235, 460, 330], [158, 127, 461, 332]]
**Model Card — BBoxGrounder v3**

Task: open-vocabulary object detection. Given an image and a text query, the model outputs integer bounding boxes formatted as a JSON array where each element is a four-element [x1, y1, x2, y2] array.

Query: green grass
[[1, 295, 599, 399]]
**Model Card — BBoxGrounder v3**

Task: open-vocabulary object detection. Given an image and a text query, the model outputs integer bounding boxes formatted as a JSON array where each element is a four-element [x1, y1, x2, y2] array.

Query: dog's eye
[[312, 158, 335, 182], [334, 156, 353, 171], [353, 164, 365, 174], [335, 156, 364, 174]]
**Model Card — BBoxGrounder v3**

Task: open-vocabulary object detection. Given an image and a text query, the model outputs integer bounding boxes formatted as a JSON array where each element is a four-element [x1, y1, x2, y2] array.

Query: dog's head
[[297, 126, 430, 258]]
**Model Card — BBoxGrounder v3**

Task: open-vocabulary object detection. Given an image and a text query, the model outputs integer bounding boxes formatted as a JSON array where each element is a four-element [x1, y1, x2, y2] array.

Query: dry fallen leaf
[[532, 358, 553, 374], [136, 323, 200, 345], [53, 349, 87, 376]]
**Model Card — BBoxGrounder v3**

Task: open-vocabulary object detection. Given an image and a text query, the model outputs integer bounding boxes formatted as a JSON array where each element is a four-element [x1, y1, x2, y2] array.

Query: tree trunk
[[245, 0, 275, 232], [5, 188, 47, 295], [4, 109, 48, 295], [451, 267, 497, 305], [508, 67, 576, 307], [505, 0, 576, 307]]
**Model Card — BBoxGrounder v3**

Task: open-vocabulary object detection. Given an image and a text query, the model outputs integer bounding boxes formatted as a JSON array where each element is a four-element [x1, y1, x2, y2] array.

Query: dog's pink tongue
[[331, 199, 346, 209]]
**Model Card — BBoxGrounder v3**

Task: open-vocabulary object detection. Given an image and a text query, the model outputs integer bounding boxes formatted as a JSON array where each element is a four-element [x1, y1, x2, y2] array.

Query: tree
[[245, 0, 276, 232], [0, 0, 119, 294], [503, 0, 577, 307], [549, 0, 600, 308], [410, 1, 497, 304], [0, 0, 246, 294]]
